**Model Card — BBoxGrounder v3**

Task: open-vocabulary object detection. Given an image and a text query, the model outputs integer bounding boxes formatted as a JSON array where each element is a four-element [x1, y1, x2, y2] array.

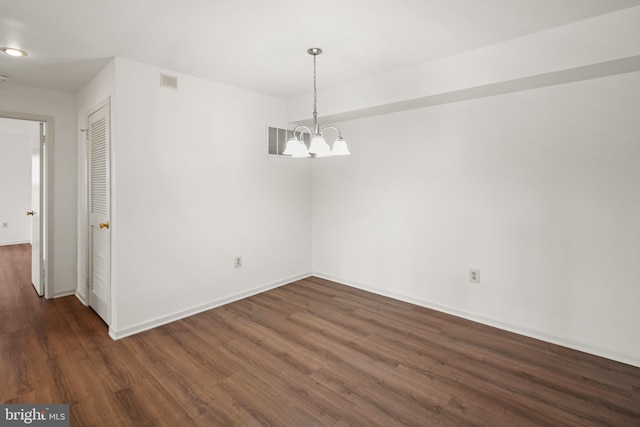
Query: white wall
[[311, 71, 640, 367], [0, 84, 77, 297], [0, 118, 35, 245], [107, 58, 311, 337]]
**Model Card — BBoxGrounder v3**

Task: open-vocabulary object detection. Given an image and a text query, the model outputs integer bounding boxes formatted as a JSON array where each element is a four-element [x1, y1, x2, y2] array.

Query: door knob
[[26, 211, 35, 216], [99, 221, 110, 229]]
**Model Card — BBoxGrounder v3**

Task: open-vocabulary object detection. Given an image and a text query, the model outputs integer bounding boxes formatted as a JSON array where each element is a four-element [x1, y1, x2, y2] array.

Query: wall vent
[[160, 73, 178, 89]]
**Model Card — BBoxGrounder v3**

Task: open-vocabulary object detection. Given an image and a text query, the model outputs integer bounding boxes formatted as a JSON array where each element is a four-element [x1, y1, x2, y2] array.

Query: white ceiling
[[1, 0, 640, 98]]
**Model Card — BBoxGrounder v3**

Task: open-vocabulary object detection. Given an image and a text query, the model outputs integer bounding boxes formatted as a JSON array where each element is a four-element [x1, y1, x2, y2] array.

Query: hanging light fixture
[[283, 48, 350, 158]]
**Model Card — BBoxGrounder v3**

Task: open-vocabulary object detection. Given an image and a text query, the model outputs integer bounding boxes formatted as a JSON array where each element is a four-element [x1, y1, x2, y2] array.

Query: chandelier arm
[[319, 125, 343, 139], [292, 125, 313, 135], [291, 125, 313, 142]]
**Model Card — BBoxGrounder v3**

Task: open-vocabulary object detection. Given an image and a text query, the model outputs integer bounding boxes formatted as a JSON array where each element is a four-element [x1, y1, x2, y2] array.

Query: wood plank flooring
[[2, 243, 639, 426]]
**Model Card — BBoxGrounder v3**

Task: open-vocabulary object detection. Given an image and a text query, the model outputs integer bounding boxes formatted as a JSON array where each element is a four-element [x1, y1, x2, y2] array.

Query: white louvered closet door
[[88, 102, 111, 325]]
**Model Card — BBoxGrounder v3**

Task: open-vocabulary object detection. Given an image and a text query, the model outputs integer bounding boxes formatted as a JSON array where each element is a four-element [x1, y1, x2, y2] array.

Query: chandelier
[[283, 48, 350, 158]]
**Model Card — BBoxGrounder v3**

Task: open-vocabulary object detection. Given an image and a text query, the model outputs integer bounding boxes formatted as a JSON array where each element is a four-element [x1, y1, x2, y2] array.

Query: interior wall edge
[[312, 272, 640, 369]]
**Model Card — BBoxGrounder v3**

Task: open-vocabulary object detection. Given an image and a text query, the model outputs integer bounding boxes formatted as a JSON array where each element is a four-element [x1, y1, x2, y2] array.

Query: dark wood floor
[[1, 244, 639, 426]]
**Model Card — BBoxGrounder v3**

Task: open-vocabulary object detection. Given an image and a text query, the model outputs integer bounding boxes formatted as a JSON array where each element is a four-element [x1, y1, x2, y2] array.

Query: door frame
[[0, 110, 53, 299]]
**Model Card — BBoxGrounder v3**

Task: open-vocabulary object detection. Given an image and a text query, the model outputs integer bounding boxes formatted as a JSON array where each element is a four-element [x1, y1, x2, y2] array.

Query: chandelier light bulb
[[291, 140, 310, 158], [331, 138, 351, 156], [308, 136, 331, 156], [283, 137, 300, 155]]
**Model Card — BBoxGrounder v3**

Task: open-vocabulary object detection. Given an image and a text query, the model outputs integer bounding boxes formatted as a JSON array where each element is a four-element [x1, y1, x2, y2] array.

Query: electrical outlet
[[234, 256, 242, 268], [2, 222, 8, 229], [469, 269, 480, 284]]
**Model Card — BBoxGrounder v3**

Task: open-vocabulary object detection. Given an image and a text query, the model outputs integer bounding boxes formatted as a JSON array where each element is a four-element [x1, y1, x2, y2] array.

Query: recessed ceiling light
[[1, 47, 28, 57]]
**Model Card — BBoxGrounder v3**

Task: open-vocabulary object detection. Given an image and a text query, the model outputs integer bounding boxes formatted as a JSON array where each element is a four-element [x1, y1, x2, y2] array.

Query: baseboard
[[53, 289, 76, 298], [75, 291, 88, 306], [0, 240, 30, 247], [109, 272, 312, 340], [313, 272, 640, 369]]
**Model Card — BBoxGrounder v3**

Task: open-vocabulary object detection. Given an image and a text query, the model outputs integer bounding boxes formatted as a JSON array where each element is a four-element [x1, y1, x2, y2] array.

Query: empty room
[[1, 1, 639, 425]]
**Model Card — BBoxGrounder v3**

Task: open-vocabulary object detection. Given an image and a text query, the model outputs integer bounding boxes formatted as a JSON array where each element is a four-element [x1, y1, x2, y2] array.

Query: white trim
[[312, 272, 640, 369], [53, 289, 76, 298], [108, 272, 312, 340], [75, 291, 88, 306], [0, 241, 31, 246]]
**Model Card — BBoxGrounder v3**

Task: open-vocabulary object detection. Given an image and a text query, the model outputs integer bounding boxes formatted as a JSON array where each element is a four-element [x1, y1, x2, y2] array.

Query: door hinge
[[40, 122, 46, 144]]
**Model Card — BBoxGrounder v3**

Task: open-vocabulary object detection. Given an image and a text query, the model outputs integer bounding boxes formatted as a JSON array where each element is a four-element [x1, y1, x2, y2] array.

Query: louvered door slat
[[90, 115, 108, 215], [91, 226, 108, 300]]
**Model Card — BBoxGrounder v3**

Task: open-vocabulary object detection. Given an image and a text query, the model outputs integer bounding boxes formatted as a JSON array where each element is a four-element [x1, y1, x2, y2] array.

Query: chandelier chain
[[313, 53, 318, 120]]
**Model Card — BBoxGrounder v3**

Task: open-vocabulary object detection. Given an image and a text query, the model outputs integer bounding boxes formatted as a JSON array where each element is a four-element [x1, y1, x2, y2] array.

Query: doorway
[[0, 112, 52, 298]]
